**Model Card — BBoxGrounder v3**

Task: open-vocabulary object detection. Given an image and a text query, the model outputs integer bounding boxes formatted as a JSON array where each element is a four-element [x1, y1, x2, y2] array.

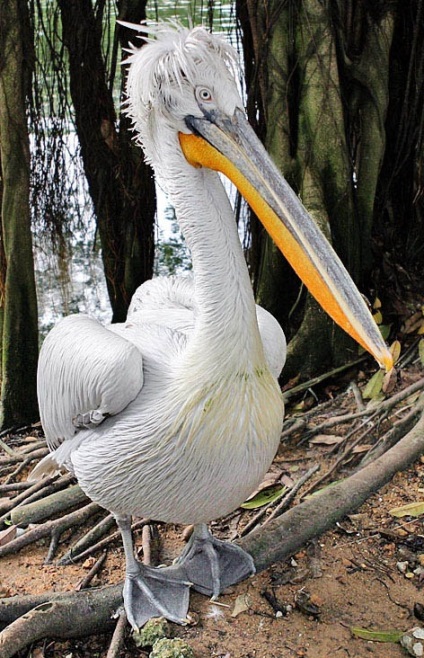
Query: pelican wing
[[37, 314, 144, 451]]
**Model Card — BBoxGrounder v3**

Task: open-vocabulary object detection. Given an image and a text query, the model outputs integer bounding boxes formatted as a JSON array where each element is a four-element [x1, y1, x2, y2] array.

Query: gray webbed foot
[[177, 524, 256, 598], [123, 563, 192, 630]]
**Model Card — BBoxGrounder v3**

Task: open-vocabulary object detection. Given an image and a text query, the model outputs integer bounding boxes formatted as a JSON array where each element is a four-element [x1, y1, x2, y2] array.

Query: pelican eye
[[196, 87, 213, 103]]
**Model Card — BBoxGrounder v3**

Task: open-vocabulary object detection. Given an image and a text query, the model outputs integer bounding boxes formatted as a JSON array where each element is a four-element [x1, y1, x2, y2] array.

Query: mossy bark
[[0, 0, 39, 428], [241, 0, 396, 380]]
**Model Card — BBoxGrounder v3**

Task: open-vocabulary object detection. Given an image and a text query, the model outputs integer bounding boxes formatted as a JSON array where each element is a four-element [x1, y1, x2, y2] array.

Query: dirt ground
[[1, 362, 424, 658]]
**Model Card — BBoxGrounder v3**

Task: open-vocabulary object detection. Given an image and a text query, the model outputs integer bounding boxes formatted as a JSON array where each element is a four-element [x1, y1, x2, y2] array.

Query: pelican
[[31, 23, 393, 629]]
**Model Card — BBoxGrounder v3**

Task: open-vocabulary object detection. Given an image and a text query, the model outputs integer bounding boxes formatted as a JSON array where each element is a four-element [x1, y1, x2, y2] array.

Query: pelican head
[[123, 22, 393, 370]]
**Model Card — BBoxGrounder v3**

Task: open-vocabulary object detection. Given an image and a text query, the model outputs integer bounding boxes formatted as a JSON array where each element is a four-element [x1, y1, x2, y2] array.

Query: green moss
[[150, 637, 195, 658], [132, 617, 171, 648]]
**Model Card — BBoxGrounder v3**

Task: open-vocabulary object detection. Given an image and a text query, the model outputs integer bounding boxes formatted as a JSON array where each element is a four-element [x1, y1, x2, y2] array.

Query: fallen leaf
[[373, 297, 382, 310], [373, 310, 383, 324], [231, 594, 251, 617], [362, 370, 385, 400], [389, 340, 401, 364], [379, 324, 392, 340], [389, 502, 424, 518], [309, 434, 343, 446], [241, 485, 287, 509], [350, 627, 403, 643], [351, 444, 373, 454]]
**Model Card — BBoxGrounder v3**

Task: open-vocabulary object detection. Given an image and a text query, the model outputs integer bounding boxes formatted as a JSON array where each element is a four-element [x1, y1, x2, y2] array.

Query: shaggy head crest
[[122, 21, 241, 168]]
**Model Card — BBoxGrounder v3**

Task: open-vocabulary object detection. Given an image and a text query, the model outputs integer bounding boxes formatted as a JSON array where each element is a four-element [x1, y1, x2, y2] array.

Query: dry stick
[[0, 502, 102, 560], [240, 465, 319, 537], [59, 513, 116, 565], [282, 357, 367, 402], [0, 482, 32, 494], [62, 518, 149, 564], [360, 393, 424, 467], [75, 551, 107, 591], [0, 440, 18, 459], [0, 447, 48, 468], [106, 611, 127, 658], [301, 422, 380, 499], [1, 405, 424, 652], [11, 473, 75, 510], [302, 376, 424, 440]]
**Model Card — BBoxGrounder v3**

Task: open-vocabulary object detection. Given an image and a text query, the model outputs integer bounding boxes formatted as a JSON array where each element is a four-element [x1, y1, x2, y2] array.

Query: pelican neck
[[167, 165, 265, 371]]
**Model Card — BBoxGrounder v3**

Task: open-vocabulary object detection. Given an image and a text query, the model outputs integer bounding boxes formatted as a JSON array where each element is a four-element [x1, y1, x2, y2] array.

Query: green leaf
[[241, 485, 287, 509], [350, 627, 403, 643], [362, 370, 385, 399], [389, 501, 424, 518], [379, 324, 392, 340]]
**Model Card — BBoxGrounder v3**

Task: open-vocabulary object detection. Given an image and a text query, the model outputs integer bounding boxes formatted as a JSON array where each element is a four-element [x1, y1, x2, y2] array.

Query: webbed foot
[[177, 524, 255, 598], [123, 563, 192, 629]]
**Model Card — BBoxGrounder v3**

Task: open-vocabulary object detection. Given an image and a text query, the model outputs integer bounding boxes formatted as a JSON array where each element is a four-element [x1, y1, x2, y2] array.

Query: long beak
[[179, 107, 393, 371]]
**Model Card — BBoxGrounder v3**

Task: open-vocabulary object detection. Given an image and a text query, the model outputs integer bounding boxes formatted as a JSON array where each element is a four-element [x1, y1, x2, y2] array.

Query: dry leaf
[[389, 502, 424, 518], [309, 434, 343, 446], [231, 594, 251, 617], [389, 340, 401, 364], [351, 444, 373, 454]]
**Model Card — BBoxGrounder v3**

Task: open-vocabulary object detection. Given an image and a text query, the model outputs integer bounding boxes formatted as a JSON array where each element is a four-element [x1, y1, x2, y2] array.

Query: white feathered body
[[37, 273, 285, 524], [35, 25, 287, 526]]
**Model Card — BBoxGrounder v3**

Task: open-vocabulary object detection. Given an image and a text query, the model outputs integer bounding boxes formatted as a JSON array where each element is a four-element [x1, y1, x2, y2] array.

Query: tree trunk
[[238, 0, 398, 380], [0, 0, 39, 428], [58, 0, 155, 322]]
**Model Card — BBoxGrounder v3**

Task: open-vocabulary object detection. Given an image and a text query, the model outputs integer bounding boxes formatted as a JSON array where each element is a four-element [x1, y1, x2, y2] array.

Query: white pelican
[[32, 23, 393, 629]]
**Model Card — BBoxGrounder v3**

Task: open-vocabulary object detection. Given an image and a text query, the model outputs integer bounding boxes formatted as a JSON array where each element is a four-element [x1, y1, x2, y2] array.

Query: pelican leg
[[116, 515, 192, 630], [176, 523, 255, 598]]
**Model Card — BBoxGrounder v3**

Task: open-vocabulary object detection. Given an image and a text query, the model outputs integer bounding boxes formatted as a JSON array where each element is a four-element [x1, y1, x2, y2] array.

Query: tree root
[[0, 586, 122, 657], [0, 502, 102, 563]]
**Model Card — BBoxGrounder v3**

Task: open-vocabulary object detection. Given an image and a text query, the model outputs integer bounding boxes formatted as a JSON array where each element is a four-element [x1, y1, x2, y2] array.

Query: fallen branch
[[0, 502, 102, 561], [58, 513, 115, 565], [0, 476, 58, 522], [106, 610, 127, 658], [10, 484, 88, 526], [0, 587, 121, 657]]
